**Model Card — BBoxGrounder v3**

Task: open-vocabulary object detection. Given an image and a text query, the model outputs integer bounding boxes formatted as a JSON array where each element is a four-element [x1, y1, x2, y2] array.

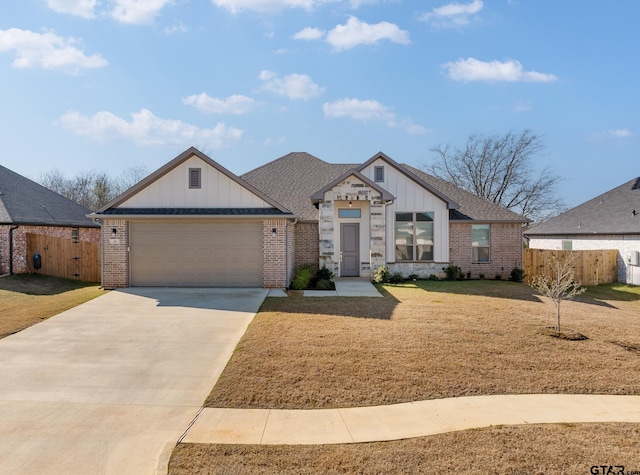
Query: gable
[[118, 154, 272, 209], [359, 158, 449, 211], [96, 148, 290, 215]]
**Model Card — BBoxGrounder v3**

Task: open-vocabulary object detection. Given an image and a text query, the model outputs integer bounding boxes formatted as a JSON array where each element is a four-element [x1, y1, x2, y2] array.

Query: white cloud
[[110, 0, 173, 24], [183, 93, 257, 114], [443, 57, 558, 83], [211, 0, 331, 13], [325, 16, 410, 51], [46, 0, 97, 18], [589, 129, 633, 141], [292, 27, 325, 41], [323, 98, 428, 134], [164, 21, 188, 35], [57, 109, 243, 147], [0, 28, 107, 72], [419, 0, 483, 27], [259, 70, 324, 100]]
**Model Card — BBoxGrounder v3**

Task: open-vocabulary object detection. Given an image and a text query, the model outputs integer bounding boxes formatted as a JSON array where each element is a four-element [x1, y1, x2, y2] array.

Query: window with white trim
[[472, 224, 490, 263], [395, 212, 434, 261]]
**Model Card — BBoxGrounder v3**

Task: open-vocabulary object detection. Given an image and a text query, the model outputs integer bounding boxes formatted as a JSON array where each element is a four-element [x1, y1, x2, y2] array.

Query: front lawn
[[0, 274, 105, 338], [205, 280, 640, 409]]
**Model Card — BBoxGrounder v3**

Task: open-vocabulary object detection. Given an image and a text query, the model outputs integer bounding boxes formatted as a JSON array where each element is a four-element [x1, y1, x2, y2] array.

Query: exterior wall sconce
[[349, 201, 352, 207], [111, 228, 117, 235], [272, 228, 277, 235]]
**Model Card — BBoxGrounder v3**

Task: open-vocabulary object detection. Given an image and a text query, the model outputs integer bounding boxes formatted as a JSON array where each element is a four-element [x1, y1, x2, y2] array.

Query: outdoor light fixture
[[349, 201, 352, 207], [111, 228, 117, 235], [272, 228, 277, 235]]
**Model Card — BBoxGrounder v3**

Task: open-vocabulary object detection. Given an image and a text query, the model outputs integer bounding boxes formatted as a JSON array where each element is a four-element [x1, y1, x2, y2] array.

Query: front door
[[340, 223, 360, 277]]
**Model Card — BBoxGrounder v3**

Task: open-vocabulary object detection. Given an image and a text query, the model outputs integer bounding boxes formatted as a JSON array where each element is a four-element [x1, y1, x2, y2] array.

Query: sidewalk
[[181, 394, 640, 445]]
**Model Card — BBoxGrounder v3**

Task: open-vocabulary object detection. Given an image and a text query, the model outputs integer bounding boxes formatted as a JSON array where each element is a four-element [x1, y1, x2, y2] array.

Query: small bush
[[428, 274, 439, 281], [444, 264, 464, 281], [495, 274, 502, 280], [372, 265, 390, 284], [408, 273, 419, 281], [389, 272, 404, 284], [510, 267, 525, 282], [317, 265, 334, 282], [290, 264, 313, 290], [466, 272, 471, 280], [315, 278, 333, 290], [479, 273, 485, 280]]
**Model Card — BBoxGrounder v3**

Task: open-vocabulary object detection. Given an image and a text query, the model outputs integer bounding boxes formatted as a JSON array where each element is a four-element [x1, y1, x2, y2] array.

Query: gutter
[[8, 224, 19, 275]]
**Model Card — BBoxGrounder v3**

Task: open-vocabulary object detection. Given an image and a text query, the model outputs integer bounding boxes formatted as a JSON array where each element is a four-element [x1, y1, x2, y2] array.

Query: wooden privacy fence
[[523, 248, 618, 286], [26, 233, 100, 282]]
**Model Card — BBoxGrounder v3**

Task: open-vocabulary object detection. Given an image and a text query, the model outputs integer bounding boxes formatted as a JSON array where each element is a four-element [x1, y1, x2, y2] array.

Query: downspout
[[9, 224, 19, 275]]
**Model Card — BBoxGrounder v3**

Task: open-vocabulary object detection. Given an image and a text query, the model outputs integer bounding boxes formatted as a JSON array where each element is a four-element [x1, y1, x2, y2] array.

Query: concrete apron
[[0, 288, 267, 475]]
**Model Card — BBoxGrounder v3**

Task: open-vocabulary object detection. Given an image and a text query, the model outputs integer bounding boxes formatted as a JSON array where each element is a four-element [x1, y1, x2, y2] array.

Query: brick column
[[263, 219, 288, 288], [102, 219, 128, 289]]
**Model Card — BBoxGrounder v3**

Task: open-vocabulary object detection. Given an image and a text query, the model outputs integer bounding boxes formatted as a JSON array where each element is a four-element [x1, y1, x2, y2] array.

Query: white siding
[[529, 235, 640, 285], [360, 159, 449, 263], [119, 155, 271, 208]]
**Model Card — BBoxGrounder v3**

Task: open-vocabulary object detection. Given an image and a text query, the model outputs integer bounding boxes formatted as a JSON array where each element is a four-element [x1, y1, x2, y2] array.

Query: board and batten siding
[[119, 155, 272, 209], [360, 158, 449, 263]]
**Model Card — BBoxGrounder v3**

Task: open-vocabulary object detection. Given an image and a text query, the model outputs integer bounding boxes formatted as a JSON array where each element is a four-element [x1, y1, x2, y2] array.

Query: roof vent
[[632, 177, 640, 190]]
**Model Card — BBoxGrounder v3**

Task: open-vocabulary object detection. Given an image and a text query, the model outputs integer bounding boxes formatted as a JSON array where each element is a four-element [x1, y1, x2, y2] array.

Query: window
[[472, 224, 490, 263], [338, 208, 361, 218], [189, 168, 201, 189], [71, 227, 79, 244], [562, 240, 573, 251], [395, 212, 434, 261], [374, 166, 384, 183]]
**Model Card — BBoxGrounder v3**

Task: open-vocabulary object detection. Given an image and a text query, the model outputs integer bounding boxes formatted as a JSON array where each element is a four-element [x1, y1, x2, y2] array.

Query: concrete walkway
[[182, 394, 640, 445], [268, 279, 382, 298]]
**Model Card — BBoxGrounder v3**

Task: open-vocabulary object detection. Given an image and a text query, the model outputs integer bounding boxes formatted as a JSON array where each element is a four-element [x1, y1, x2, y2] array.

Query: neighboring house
[[92, 147, 528, 289], [525, 177, 640, 285], [0, 165, 100, 275]]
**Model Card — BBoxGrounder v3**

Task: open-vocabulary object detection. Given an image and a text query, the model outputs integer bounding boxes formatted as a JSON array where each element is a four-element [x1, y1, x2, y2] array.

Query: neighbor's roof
[[525, 177, 640, 235], [241, 152, 529, 223], [0, 164, 98, 227]]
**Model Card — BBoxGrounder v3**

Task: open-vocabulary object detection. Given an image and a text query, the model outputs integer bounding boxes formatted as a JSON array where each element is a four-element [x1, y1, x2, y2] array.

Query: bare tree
[[528, 253, 586, 331], [426, 129, 564, 223], [38, 165, 148, 211]]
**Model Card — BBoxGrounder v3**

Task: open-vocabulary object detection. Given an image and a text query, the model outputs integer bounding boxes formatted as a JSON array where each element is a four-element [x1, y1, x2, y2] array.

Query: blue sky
[[1, 0, 637, 208]]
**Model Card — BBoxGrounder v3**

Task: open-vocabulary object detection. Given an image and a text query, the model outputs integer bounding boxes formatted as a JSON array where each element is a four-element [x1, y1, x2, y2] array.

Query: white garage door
[[130, 222, 263, 287]]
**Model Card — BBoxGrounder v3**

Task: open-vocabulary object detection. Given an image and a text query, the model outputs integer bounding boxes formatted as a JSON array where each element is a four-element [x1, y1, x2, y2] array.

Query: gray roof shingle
[[525, 177, 640, 235], [0, 165, 98, 227], [241, 152, 529, 223]]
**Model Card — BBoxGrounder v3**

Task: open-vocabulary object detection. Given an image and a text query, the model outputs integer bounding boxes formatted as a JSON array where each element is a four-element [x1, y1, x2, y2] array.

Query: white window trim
[[471, 224, 490, 263]]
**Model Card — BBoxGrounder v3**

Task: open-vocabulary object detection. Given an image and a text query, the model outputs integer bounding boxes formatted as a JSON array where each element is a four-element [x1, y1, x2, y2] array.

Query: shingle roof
[[241, 152, 355, 221], [525, 177, 640, 235], [0, 165, 98, 227], [405, 165, 530, 222], [241, 152, 529, 223]]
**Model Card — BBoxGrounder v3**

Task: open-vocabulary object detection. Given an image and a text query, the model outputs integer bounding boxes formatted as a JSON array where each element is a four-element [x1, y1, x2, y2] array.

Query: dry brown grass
[[0, 274, 105, 338], [169, 423, 640, 474], [206, 281, 640, 409]]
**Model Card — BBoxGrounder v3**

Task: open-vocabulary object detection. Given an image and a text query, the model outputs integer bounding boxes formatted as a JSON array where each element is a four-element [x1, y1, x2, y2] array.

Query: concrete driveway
[[0, 287, 267, 475]]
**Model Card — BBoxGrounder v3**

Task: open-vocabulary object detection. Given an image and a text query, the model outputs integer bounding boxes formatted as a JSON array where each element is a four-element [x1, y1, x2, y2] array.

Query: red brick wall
[[449, 222, 524, 279], [0, 224, 100, 275], [294, 222, 319, 273], [263, 219, 288, 288], [101, 220, 128, 289]]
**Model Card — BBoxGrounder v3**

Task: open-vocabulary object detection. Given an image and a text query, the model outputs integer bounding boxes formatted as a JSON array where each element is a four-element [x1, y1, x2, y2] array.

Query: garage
[[130, 221, 263, 287]]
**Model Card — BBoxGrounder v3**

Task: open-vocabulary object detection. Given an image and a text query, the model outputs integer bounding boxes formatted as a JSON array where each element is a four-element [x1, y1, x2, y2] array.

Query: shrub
[[466, 271, 472, 280], [495, 274, 502, 280], [510, 267, 525, 282], [372, 265, 390, 284], [317, 265, 334, 282], [315, 278, 333, 290], [389, 272, 404, 284], [479, 273, 485, 280], [290, 264, 313, 290], [428, 274, 439, 281], [444, 264, 464, 281], [408, 273, 419, 281]]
